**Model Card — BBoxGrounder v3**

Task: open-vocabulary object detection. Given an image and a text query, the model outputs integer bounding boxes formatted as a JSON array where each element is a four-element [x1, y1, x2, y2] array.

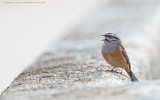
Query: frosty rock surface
[[1, 0, 160, 100]]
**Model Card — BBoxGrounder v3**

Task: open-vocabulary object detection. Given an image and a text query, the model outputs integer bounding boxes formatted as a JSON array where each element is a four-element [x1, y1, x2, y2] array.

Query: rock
[[1, 0, 160, 100]]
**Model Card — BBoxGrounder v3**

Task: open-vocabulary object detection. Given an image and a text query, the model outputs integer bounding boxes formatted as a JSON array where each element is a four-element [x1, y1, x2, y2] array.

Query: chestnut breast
[[102, 45, 129, 70]]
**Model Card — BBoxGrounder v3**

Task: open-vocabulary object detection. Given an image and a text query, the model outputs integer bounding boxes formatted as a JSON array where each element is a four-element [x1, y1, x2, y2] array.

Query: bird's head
[[101, 33, 120, 42]]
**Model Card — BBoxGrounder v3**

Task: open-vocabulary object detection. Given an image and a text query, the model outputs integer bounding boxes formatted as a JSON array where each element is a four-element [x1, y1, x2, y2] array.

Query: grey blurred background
[[0, 0, 104, 93], [1, 0, 160, 95]]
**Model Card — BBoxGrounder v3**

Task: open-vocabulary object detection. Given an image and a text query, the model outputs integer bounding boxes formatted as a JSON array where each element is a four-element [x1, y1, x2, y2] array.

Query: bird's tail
[[127, 70, 138, 82]]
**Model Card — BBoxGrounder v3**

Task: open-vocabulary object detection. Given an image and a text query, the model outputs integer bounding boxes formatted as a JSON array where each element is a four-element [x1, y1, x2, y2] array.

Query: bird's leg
[[106, 67, 117, 72], [106, 67, 115, 72], [120, 68, 123, 74], [110, 67, 116, 72]]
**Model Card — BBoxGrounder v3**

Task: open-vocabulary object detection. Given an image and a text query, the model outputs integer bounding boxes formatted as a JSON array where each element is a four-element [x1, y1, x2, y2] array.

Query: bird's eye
[[109, 36, 112, 38]]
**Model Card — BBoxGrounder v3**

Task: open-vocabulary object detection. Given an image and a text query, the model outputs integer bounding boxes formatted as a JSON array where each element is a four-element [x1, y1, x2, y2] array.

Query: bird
[[101, 33, 138, 82]]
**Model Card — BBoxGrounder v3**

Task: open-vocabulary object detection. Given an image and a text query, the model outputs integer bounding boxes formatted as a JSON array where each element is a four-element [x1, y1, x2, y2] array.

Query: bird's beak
[[101, 39, 105, 41], [101, 35, 105, 36]]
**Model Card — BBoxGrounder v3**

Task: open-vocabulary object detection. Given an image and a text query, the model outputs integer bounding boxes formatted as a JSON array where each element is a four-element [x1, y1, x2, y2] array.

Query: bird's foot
[[110, 68, 115, 72], [120, 68, 124, 75], [106, 68, 118, 73]]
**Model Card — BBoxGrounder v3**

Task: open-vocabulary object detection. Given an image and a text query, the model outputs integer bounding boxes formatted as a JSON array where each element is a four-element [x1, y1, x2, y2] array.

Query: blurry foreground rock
[[1, 0, 160, 100]]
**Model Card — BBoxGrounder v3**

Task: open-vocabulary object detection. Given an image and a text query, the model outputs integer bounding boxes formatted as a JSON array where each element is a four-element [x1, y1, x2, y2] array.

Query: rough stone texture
[[1, 0, 160, 100]]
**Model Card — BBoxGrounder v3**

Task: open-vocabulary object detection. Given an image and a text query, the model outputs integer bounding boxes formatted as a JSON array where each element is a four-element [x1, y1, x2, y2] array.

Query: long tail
[[127, 70, 138, 82]]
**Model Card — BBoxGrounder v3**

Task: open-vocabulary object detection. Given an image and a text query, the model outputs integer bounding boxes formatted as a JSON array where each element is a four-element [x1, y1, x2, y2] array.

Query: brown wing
[[120, 45, 131, 69]]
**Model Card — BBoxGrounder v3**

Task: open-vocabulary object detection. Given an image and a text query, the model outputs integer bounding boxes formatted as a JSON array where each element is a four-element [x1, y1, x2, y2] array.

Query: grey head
[[101, 33, 121, 53], [101, 33, 120, 42]]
